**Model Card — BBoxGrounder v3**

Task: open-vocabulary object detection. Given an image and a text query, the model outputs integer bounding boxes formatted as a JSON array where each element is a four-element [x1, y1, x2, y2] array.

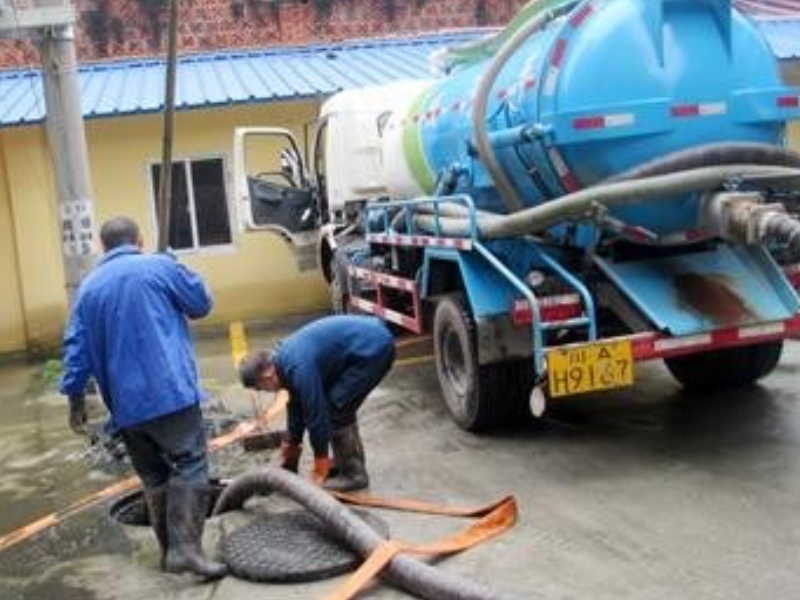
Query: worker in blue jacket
[[239, 315, 395, 491], [60, 216, 226, 580]]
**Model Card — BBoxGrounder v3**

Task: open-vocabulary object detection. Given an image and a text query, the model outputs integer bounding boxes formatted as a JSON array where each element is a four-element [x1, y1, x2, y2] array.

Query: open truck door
[[233, 127, 319, 269]]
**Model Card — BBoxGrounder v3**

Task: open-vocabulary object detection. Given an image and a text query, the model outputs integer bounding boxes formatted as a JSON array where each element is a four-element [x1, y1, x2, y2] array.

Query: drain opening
[[109, 479, 228, 526]]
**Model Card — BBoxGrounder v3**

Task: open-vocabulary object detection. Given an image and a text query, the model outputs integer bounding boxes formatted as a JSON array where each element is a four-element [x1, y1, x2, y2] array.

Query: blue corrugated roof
[[757, 19, 800, 59], [737, 0, 800, 17], [1, 21, 799, 129], [0, 31, 487, 128]]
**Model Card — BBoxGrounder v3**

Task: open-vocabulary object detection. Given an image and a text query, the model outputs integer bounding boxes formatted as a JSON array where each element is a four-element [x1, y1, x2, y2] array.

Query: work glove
[[279, 440, 302, 473], [68, 394, 88, 435], [311, 455, 332, 486]]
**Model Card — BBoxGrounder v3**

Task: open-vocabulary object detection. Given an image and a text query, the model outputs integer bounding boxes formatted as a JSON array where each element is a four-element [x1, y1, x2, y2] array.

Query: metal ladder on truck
[[347, 194, 598, 375]]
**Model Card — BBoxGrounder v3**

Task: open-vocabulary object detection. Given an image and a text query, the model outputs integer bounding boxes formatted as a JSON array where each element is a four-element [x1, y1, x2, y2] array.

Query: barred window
[[151, 157, 232, 251]]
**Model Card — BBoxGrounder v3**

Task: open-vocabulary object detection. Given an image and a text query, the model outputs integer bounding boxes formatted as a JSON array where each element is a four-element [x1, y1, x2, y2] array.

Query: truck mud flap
[[594, 244, 800, 336]]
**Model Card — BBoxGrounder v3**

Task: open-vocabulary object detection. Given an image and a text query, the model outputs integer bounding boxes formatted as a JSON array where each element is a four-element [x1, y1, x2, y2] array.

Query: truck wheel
[[664, 341, 782, 391], [433, 297, 534, 432]]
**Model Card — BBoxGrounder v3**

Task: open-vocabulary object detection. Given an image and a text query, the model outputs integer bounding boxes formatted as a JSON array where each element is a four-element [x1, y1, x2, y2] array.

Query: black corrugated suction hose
[[213, 468, 519, 600], [603, 142, 800, 183], [761, 211, 800, 254], [410, 164, 800, 238]]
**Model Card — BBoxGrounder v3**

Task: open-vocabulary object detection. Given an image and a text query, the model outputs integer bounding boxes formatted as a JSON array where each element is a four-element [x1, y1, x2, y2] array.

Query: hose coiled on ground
[[213, 468, 519, 600]]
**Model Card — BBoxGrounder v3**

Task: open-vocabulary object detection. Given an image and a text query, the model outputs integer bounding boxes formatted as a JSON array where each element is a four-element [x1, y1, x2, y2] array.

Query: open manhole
[[110, 478, 391, 584], [109, 479, 228, 526]]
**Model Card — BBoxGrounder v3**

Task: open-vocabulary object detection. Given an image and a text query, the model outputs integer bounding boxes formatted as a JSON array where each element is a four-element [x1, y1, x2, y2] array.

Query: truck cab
[[233, 80, 430, 277]]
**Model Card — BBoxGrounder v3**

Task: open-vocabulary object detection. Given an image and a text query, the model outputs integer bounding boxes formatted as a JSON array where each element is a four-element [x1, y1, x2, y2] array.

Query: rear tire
[[664, 341, 782, 391], [433, 296, 534, 432]]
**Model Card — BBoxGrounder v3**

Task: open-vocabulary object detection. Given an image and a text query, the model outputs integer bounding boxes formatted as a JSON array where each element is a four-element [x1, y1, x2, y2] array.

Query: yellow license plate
[[547, 340, 634, 398]]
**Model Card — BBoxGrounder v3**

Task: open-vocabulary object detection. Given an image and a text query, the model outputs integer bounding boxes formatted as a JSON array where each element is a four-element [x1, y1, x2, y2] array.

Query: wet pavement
[[2, 319, 800, 599]]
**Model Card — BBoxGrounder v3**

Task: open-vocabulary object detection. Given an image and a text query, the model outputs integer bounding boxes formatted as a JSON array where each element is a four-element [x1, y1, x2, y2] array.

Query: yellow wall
[[1, 127, 67, 351], [86, 101, 331, 326], [0, 137, 27, 353], [782, 63, 800, 147], [0, 100, 330, 352]]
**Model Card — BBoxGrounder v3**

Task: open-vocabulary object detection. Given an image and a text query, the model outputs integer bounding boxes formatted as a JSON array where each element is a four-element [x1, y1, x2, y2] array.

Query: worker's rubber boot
[[324, 423, 369, 492], [143, 486, 168, 570], [163, 483, 228, 580]]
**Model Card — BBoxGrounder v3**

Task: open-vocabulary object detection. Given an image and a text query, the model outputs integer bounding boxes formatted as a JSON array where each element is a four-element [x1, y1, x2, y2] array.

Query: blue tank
[[389, 0, 799, 234]]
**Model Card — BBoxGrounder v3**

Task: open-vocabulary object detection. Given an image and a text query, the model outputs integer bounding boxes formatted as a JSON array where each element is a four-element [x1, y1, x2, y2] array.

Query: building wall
[[86, 100, 330, 324], [0, 100, 330, 353], [0, 0, 527, 68], [0, 127, 68, 352], [781, 60, 800, 86], [781, 62, 800, 149], [0, 139, 27, 353]]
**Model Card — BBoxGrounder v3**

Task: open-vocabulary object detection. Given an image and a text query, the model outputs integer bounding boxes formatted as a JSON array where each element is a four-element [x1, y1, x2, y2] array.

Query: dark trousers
[[328, 343, 396, 429], [120, 403, 209, 490]]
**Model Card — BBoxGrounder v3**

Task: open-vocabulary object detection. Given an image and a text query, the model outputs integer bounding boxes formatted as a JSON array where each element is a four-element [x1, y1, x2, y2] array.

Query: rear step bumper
[[546, 314, 800, 363]]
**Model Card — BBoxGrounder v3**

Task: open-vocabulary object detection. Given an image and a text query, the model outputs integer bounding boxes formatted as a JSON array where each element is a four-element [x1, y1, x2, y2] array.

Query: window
[[150, 157, 232, 251]]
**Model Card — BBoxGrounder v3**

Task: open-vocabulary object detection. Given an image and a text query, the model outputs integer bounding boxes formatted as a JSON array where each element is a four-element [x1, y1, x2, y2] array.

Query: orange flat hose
[[2, 384, 518, 600], [0, 389, 289, 553], [325, 493, 518, 600], [333, 491, 511, 517]]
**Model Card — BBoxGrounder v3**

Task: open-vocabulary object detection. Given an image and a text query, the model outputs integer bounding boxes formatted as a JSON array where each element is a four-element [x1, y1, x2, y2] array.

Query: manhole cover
[[222, 509, 389, 583]]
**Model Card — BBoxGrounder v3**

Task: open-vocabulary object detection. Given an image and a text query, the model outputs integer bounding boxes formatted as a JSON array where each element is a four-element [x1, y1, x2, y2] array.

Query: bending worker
[[60, 216, 227, 580], [239, 315, 395, 492]]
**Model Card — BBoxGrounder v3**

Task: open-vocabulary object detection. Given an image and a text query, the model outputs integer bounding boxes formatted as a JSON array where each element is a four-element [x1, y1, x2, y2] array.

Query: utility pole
[[38, 24, 98, 304], [157, 0, 179, 252]]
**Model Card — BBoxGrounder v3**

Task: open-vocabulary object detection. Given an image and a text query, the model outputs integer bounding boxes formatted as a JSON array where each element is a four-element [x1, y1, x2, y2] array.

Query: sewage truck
[[233, 0, 800, 431]]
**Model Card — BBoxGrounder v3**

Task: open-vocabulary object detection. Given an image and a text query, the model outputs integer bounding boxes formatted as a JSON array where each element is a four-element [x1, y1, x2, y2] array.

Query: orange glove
[[279, 441, 302, 473], [311, 455, 332, 485]]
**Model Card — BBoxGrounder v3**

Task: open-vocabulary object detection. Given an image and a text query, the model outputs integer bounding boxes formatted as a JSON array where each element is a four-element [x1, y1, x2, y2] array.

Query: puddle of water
[[0, 328, 291, 537], [0, 322, 313, 598], [0, 361, 110, 535]]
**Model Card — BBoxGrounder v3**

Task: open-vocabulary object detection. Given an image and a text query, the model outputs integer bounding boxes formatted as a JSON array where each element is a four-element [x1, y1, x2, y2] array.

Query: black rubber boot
[[324, 423, 369, 492], [143, 486, 168, 570], [164, 483, 228, 580]]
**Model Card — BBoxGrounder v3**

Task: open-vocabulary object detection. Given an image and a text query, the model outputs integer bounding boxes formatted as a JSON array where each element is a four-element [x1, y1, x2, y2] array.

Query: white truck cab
[[232, 80, 430, 273]]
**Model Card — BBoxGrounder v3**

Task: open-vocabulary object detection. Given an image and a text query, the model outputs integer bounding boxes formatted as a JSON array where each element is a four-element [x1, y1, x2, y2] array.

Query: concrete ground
[[2, 317, 800, 599]]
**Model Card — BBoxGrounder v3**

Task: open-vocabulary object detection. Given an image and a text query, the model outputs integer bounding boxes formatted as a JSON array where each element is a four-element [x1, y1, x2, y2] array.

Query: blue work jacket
[[274, 315, 394, 456], [60, 245, 212, 429]]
